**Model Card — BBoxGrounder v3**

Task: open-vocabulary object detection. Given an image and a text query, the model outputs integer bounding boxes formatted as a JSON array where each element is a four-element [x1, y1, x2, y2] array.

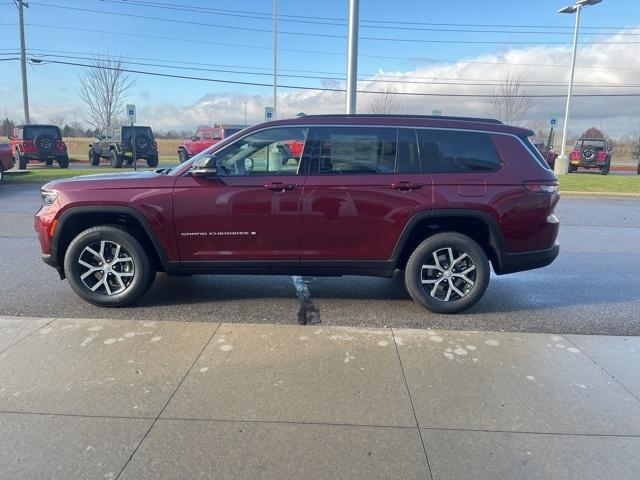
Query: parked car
[[35, 114, 559, 313], [89, 126, 159, 168], [0, 143, 15, 183], [178, 126, 244, 163], [531, 137, 558, 169], [9, 124, 69, 169], [569, 137, 612, 174]]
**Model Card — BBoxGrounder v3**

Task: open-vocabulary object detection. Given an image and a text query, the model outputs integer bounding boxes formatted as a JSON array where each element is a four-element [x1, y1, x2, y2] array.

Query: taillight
[[524, 182, 559, 194], [597, 151, 606, 161], [570, 151, 580, 160]]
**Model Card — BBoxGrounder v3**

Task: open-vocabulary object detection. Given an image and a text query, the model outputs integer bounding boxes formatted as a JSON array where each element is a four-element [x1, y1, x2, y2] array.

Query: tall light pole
[[345, 0, 359, 114], [16, 0, 30, 124], [555, 0, 603, 175], [273, 0, 278, 120], [243, 101, 247, 125]]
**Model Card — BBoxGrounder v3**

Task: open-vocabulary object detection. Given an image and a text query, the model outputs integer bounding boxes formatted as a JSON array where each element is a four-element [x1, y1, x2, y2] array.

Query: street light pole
[[17, 0, 30, 124], [243, 102, 247, 125], [555, 0, 603, 175], [273, 0, 278, 120], [345, 0, 359, 114]]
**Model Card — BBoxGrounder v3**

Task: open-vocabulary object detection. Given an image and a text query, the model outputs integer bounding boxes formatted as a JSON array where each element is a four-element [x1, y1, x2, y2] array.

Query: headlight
[[41, 190, 58, 206]]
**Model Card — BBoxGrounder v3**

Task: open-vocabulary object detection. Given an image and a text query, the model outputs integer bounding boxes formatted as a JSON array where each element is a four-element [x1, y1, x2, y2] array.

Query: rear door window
[[417, 129, 501, 173], [309, 126, 398, 174]]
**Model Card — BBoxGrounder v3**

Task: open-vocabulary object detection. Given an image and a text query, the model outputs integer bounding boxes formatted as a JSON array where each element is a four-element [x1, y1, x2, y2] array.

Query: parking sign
[[126, 104, 136, 123], [264, 107, 274, 121]]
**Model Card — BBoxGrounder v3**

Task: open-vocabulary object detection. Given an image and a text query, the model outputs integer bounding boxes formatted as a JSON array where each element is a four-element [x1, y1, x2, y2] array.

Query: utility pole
[[273, 0, 278, 120], [16, 0, 30, 124], [243, 102, 247, 125], [345, 0, 359, 114]]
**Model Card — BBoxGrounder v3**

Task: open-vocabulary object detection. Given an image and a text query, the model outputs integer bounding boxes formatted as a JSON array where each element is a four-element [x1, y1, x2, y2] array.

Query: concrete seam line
[[391, 327, 434, 480], [114, 321, 222, 480], [563, 335, 640, 406], [560, 191, 640, 198], [0, 318, 56, 356]]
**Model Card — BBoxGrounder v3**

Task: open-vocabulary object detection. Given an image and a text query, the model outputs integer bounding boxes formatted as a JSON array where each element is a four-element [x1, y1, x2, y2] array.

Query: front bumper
[[494, 243, 560, 275]]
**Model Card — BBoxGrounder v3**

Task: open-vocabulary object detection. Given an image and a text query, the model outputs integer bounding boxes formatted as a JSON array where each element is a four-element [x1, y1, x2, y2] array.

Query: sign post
[[548, 114, 560, 150], [264, 107, 274, 121], [126, 104, 137, 171]]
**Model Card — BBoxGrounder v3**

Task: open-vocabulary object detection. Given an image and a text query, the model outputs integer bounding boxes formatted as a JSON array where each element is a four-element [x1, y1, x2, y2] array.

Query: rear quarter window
[[417, 129, 501, 173]]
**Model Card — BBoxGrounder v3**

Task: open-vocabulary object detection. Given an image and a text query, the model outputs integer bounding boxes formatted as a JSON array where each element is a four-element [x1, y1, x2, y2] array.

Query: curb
[[561, 191, 640, 198]]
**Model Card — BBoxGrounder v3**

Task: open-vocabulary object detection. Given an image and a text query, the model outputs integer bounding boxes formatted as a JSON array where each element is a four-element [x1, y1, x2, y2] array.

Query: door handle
[[264, 182, 297, 192], [390, 181, 424, 191]]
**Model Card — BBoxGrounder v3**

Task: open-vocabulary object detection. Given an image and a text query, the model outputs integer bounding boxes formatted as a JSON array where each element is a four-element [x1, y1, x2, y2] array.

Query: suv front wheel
[[64, 226, 154, 307], [404, 232, 490, 314]]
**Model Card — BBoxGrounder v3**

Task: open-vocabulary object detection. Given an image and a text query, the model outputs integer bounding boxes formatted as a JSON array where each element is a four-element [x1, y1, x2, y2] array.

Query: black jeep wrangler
[[88, 126, 159, 168]]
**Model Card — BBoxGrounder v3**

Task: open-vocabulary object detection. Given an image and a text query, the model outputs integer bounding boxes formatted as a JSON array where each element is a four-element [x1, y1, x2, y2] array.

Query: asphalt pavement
[[0, 183, 639, 335]]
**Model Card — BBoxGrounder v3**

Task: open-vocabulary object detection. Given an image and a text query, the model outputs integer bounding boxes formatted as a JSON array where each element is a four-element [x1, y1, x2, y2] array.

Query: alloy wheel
[[420, 247, 477, 302], [77, 240, 135, 295]]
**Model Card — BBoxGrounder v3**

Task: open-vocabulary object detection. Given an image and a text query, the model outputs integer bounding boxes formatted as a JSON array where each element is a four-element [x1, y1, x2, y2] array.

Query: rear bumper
[[23, 152, 67, 160], [494, 243, 559, 275]]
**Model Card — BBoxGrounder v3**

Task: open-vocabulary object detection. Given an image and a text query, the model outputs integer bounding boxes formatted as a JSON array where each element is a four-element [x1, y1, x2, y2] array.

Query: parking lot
[[1, 182, 638, 335]]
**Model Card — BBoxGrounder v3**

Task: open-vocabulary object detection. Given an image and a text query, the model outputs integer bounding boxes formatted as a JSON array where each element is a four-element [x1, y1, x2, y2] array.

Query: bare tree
[[48, 114, 67, 128], [78, 55, 135, 129], [367, 87, 402, 114], [485, 72, 538, 126]]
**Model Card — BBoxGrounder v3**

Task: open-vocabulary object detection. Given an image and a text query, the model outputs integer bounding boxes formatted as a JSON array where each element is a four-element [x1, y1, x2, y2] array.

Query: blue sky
[[1, 0, 639, 133]]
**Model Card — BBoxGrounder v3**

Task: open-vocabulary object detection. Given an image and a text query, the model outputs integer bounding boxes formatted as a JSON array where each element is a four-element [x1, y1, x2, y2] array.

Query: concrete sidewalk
[[0, 316, 639, 479]]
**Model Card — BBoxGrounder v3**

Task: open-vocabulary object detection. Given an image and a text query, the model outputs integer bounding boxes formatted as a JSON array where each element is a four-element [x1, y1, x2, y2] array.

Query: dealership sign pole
[[346, 0, 359, 114]]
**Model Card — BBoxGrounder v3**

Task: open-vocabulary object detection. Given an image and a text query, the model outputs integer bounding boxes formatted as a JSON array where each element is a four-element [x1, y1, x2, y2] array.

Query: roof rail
[[297, 114, 503, 124]]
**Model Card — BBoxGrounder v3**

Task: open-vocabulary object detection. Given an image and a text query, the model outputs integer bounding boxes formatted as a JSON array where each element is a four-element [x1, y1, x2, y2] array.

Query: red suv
[[10, 124, 69, 169], [35, 115, 559, 313], [177, 126, 243, 163]]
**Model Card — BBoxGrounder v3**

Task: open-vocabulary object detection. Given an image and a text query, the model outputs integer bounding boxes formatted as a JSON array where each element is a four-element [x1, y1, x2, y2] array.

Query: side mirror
[[191, 156, 217, 178]]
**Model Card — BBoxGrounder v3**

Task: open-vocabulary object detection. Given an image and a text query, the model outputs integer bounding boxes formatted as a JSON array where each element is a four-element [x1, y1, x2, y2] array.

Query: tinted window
[[23, 126, 61, 139], [418, 129, 501, 173], [203, 131, 211, 140], [310, 127, 397, 174], [213, 127, 308, 176], [122, 126, 153, 139]]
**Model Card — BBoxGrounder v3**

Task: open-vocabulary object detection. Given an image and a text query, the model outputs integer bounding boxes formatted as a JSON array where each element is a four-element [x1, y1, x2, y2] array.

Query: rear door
[[173, 126, 310, 263], [299, 126, 431, 262]]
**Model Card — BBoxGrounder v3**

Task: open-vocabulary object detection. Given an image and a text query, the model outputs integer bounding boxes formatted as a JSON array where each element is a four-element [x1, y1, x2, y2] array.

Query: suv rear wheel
[[146, 155, 159, 167], [178, 148, 189, 163], [404, 232, 490, 314], [17, 153, 27, 170], [57, 155, 69, 169], [110, 149, 123, 168], [64, 226, 154, 307], [89, 147, 100, 166]]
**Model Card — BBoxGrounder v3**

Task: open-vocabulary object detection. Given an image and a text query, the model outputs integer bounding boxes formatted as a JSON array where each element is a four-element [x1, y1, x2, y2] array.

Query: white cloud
[[6, 28, 640, 136]]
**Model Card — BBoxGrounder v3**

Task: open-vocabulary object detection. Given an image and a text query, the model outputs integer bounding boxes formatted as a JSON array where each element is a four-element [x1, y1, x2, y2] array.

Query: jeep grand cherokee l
[[35, 114, 560, 314]]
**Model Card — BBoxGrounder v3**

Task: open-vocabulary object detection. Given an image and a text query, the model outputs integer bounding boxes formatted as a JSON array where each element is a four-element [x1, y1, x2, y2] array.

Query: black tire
[[58, 155, 69, 169], [600, 163, 610, 175], [637, 162, 640, 175], [63, 226, 154, 307], [34, 133, 56, 154], [568, 164, 577, 173], [404, 232, 490, 314], [18, 154, 27, 170], [0, 166, 4, 183], [110, 149, 123, 168], [45, 159, 54, 166], [178, 149, 189, 163], [89, 147, 100, 166], [146, 155, 159, 168]]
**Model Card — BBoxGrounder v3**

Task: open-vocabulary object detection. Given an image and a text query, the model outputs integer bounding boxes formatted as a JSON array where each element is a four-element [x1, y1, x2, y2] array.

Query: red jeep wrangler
[[0, 143, 15, 183], [36, 114, 560, 314], [10, 124, 69, 169], [177, 126, 243, 163]]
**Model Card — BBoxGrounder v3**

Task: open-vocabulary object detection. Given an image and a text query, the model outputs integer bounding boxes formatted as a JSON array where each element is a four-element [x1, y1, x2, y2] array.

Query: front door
[[173, 126, 310, 263], [299, 126, 432, 262]]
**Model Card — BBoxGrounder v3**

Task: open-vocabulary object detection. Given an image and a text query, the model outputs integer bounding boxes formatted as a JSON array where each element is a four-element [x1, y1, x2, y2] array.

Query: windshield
[[170, 128, 247, 175], [577, 139, 605, 149], [23, 126, 61, 139]]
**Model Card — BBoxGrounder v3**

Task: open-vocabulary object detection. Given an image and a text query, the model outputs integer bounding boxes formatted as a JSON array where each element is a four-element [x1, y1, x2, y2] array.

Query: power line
[[26, 51, 640, 89], [23, 57, 640, 98], [91, 0, 640, 36], [89, 0, 640, 32], [23, 24, 640, 73], [29, 2, 640, 45]]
